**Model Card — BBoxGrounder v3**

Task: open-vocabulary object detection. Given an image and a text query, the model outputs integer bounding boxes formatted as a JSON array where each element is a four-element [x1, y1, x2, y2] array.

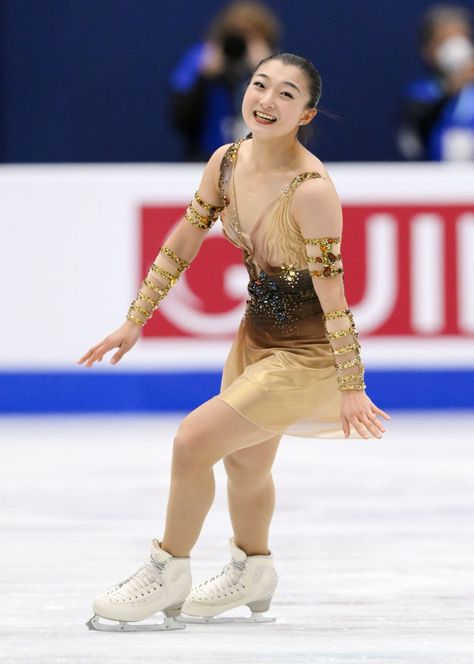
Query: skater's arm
[[158, 142, 230, 265], [77, 144, 229, 368], [122, 142, 229, 327], [292, 178, 346, 310], [292, 178, 390, 439]]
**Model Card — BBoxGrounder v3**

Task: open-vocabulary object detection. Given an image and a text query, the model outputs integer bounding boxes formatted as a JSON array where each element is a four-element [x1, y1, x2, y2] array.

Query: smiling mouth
[[254, 111, 277, 124]]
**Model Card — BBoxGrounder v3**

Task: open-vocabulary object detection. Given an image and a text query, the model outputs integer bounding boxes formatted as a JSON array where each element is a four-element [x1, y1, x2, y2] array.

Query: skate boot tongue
[[229, 538, 248, 564], [150, 539, 173, 567]]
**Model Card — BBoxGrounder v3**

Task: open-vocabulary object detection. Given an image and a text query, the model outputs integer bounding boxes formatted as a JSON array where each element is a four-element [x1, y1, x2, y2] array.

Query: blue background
[[2, 0, 474, 163], [1, 371, 473, 412]]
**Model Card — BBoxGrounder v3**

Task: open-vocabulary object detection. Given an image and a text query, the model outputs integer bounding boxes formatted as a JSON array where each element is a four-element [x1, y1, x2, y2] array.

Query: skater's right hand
[[77, 320, 141, 368]]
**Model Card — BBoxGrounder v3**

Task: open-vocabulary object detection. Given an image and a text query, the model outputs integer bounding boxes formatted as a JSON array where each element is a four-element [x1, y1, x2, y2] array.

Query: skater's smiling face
[[242, 58, 317, 140]]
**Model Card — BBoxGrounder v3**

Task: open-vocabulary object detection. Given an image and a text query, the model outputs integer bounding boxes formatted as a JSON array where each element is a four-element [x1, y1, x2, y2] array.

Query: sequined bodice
[[218, 137, 324, 277], [218, 138, 325, 333], [245, 267, 323, 334]]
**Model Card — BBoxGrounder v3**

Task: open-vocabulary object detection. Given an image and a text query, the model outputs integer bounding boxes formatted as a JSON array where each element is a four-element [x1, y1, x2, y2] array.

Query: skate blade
[[177, 611, 275, 625], [86, 614, 186, 632]]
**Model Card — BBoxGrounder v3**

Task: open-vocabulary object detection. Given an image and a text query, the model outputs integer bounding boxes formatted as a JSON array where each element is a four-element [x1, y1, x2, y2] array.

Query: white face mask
[[435, 34, 474, 74]]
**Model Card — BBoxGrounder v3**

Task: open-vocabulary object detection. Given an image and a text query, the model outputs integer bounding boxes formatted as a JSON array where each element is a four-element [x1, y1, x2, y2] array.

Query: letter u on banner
[[351, 214, 398, 334]]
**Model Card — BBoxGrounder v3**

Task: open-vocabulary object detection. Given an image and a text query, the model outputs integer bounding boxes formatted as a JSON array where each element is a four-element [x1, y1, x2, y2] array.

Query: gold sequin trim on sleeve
[[185, 207, 209, 230], [322, 306, 366, 391], [305, 237, 343, 278], [160, 246, 190, 272], [142, 279, 167, 297], [150, 264, 178, 285], [336, 356, 362, 371], [323, 307, 350, 320], [333, 342, 360, 355], [327, 327, 355, 340], [194, 192, 224, 216], [184, 191, 225, 231], [126, 246, 191, 327]]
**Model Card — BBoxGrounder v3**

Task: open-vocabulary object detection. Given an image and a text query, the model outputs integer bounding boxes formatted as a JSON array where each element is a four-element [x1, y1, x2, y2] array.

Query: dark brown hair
[[247, 52, 323, 144]]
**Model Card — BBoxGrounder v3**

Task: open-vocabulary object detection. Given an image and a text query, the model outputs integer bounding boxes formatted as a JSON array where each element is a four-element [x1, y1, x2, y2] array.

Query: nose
[[260, 89, 275, 108]]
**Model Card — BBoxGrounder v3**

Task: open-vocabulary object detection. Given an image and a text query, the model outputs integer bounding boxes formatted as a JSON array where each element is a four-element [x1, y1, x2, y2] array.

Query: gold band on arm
[[184, 191, 224, 231], [323, 307, 366, 391], [193, 192, 224, 216], [185, 207, 210, 230], [159, 246, 190, 272], [150, 263, 178, 285], [125, 244, 190, 327], [324, 307, 350, 320], [304, 237, 343, 278]]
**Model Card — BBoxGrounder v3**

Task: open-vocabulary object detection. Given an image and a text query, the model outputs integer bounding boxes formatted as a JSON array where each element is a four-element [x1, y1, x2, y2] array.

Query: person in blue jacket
[[397, 3, 474, 161], [169, 2, 281, 161]]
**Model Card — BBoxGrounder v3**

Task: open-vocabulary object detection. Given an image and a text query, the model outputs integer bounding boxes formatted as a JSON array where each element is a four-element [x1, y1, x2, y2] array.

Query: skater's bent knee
[[224, 454, 272, 484], [172, 423, 213, 471]]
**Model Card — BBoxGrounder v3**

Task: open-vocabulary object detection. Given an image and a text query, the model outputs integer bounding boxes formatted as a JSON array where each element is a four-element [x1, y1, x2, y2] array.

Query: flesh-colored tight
[[161, 397, 281, 557]]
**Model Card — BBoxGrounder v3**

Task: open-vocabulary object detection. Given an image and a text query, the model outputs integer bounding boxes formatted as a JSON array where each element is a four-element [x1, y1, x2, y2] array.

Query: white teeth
[[255, 111, 276, 121]]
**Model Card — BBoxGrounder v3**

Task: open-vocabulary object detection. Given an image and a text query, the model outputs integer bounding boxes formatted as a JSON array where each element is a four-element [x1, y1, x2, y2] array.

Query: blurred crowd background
[[1, 0, 473, 164]]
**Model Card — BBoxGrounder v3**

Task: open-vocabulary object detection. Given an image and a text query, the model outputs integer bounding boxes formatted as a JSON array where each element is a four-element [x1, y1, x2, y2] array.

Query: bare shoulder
[[292, 172, 341, 214], [209, 142, 234, 165], [204, 142, 234, 180], [292, 149, 339, 203], [198, 143, 234, 205], [299, 145, 333, 179], [291, 159, 342, 236]]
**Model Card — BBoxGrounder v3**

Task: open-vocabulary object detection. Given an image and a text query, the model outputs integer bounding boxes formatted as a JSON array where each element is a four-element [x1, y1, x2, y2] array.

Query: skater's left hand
[[340, 391, 390, 439]]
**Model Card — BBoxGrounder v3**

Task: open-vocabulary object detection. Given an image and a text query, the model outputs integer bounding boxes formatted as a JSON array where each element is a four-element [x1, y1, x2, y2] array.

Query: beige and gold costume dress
[[215, 138, 346, 439]]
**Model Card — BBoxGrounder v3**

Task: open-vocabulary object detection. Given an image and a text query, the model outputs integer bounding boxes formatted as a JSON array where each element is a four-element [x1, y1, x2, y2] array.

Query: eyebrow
[[254, 72, 301, 93]]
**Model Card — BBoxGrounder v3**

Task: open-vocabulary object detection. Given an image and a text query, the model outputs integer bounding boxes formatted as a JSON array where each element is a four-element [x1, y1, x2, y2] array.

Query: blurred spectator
[[397, 4, 474, 161], [169, 1, 281, 161]]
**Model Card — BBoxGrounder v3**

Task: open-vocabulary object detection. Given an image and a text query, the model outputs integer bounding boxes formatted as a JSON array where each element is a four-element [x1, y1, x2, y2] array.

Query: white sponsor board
[[1, 163, 473, 370]]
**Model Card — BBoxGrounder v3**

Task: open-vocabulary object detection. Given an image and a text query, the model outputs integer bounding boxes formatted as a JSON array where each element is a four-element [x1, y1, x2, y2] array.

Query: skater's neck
[[247, 135, 303, 173]]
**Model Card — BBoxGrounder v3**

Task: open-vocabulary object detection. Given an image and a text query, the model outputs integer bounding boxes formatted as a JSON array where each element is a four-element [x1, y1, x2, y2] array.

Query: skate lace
[[108, 558, 167, 601], [195, 559, 246, 598]]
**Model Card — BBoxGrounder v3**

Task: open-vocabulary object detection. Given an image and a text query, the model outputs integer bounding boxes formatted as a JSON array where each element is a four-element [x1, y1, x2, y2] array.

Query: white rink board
[[1, 162, 473, 370]]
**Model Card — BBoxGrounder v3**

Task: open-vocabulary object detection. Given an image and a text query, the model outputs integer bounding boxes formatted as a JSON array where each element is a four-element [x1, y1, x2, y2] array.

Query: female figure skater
[[79, 53, 390, 632]]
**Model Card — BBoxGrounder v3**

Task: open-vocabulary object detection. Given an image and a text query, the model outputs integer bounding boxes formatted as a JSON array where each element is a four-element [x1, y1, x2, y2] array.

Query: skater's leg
[[223, 435, 281, 556], [88, 400, 275, 630], [181, 432, 281, 621], [161, 397, 278, 557]]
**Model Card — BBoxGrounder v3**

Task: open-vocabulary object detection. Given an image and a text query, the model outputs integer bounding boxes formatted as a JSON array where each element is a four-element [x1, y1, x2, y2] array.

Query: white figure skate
[[86, 539, 192, 632], [179, 537, 277, 624]]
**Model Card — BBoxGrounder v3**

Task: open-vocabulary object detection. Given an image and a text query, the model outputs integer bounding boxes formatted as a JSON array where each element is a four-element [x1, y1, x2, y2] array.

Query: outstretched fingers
[[360, 412, 384, 439], [78, 341, 104, 366], [348, 415, 372, 439], [342, 413, 350, 438], [110, 341, 130, 365], [78, 322, 140, 368], [371, 404, 391, 420], [77, 338, 114, 367], [345, 407, 388, 440]]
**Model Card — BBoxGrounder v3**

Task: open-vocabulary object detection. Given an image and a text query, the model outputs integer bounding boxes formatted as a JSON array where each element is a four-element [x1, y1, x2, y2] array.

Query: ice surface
[[0, 412, 473, 664]]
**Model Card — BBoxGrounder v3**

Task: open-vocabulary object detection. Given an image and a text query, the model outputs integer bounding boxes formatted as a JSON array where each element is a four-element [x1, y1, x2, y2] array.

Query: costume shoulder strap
[[277, 171, 326, 239], [218, 138, 246, 204], [282, 171, 324, 198]]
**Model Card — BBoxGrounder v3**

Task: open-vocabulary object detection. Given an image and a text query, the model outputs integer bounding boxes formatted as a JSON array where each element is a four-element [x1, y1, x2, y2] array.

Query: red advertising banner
[[140, 204, 474, 338]]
